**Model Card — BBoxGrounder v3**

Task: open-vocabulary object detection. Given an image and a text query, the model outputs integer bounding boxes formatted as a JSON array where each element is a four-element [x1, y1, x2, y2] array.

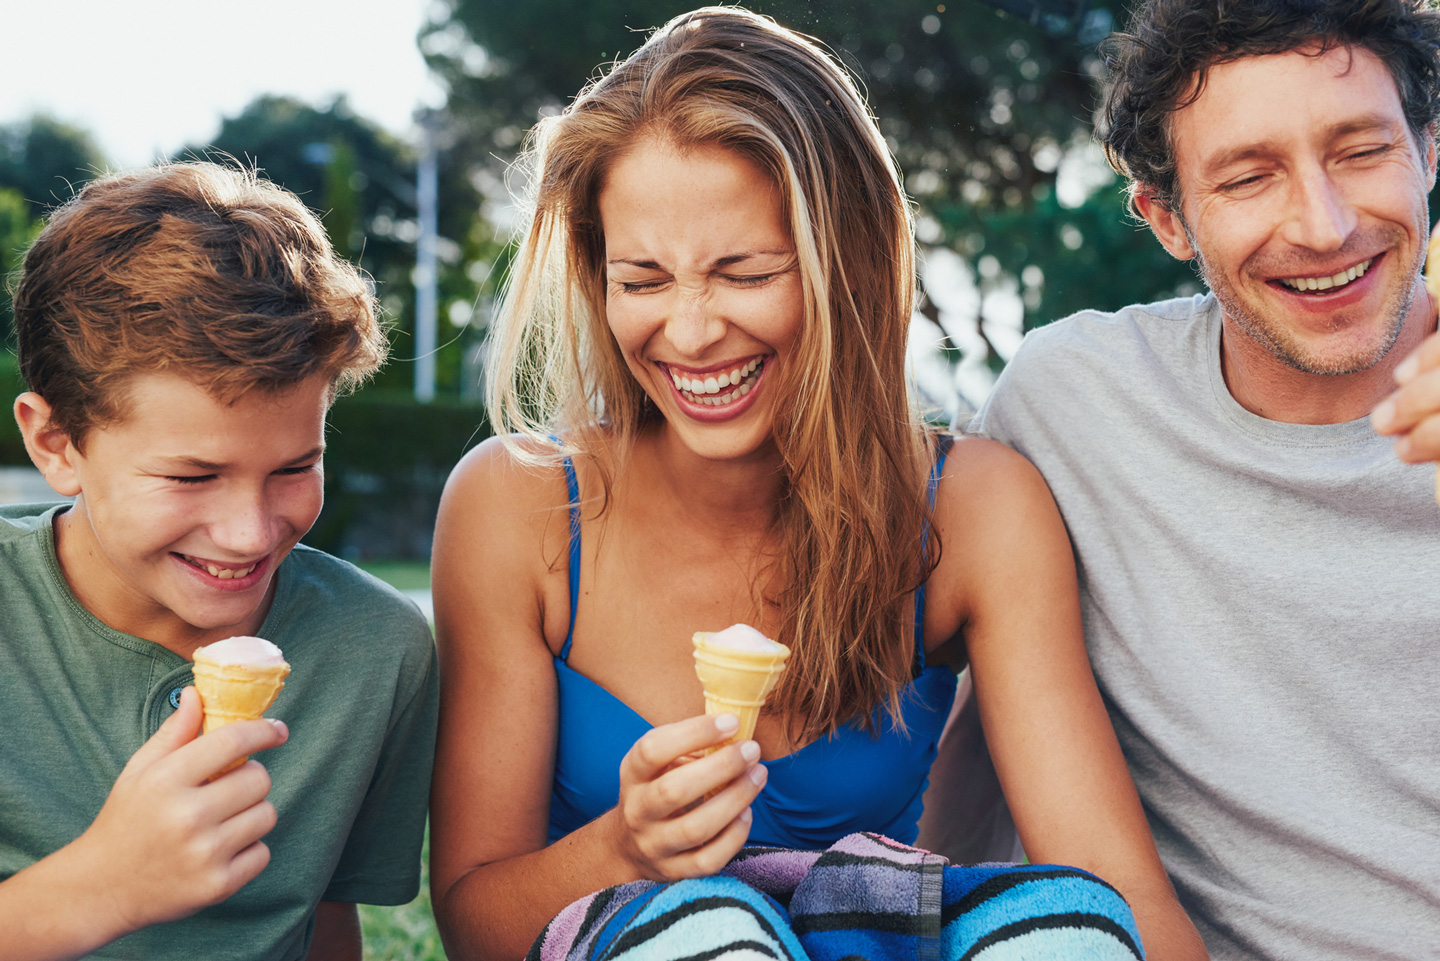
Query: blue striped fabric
[[528, 833, 1144, 961]]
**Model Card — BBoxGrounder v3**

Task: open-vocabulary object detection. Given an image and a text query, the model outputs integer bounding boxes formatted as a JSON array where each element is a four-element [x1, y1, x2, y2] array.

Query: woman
[[430, 8, 1205, 960]]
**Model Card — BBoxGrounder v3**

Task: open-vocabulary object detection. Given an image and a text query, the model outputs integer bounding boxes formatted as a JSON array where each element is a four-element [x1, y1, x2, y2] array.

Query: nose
[[663, 284, 727, 358], [1281, 164, 1355, 252], [210, 485, 280, 558]]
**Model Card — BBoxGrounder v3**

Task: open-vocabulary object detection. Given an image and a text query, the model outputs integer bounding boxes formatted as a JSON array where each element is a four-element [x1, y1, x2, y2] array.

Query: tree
[[419, 0, 1197, 343], [188, 96, 499, 395], [0, 115, 108, 214]]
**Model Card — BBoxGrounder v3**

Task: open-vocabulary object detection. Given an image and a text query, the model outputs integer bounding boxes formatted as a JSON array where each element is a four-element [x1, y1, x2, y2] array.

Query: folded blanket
[[528, 832, 1144, 961]]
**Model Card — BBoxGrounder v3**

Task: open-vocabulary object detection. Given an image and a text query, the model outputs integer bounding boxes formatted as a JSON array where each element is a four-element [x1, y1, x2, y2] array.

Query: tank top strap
[[560, 455, 582, 662], [912, 433, 954, 668]]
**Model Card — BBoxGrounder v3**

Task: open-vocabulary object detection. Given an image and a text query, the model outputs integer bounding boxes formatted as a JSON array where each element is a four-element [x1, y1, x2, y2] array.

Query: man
[[968, 1, 1440, 958]]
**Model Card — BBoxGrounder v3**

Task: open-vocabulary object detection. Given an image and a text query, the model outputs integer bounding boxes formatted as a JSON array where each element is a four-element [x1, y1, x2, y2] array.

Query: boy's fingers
[[214, 799, 280, 857], [223, 841, 273, 893], [175, 718, 288, 786], [624, 714, 740, 783], [125, 687, 204, 771]]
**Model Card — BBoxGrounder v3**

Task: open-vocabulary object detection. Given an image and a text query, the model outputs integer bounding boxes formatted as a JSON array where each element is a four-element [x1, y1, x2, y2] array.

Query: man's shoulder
[[1015, 294, 1213, 367]]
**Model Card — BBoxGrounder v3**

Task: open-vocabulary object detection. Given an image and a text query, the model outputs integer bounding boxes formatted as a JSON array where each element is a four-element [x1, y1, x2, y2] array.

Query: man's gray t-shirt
[[970, 294, 1440, 960]]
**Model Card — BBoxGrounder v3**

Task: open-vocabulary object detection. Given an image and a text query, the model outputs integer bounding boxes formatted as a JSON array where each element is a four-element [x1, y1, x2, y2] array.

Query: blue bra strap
[[913, 434, 954, 668], [560, 456, 581, 662]]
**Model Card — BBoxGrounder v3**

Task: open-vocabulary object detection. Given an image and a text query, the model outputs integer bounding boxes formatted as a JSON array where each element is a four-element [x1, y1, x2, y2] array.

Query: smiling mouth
[[1278, 257, 1373, 293], [178, 553, 258, 580], [667, 357, 766, 407]]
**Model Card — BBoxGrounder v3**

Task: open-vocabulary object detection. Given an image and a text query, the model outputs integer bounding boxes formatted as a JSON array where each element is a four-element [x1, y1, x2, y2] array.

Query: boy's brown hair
[[12, 161, 387, 446]]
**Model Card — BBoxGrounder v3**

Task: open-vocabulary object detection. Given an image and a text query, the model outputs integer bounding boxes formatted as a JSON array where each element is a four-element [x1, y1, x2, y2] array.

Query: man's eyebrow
[[606, 249, 794, 270], [1200, 114, 1404, 176]]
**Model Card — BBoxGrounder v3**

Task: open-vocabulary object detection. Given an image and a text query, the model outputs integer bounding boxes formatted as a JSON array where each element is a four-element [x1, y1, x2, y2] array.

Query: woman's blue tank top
[[548, 440, 958, 849]]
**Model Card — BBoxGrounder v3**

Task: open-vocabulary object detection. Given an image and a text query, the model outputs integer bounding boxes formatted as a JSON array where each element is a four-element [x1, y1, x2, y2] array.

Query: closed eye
[[723, 273, 778, 287], [169, 475, 215, 485]]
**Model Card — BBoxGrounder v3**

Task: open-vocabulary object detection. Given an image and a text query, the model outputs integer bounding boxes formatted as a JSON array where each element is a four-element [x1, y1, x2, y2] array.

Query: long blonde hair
[[487, 6, 936, 741]]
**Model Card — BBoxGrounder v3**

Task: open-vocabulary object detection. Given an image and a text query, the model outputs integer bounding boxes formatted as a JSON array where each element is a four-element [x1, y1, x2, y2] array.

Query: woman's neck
[[629, 424, 785, 540]]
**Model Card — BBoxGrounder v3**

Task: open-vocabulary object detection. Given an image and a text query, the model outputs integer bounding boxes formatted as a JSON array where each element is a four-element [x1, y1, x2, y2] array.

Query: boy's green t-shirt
[[0, 504, 440, 961]]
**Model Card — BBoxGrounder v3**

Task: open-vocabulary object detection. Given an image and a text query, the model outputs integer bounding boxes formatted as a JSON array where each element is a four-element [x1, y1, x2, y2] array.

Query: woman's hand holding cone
[[609, 712, 767, 882]]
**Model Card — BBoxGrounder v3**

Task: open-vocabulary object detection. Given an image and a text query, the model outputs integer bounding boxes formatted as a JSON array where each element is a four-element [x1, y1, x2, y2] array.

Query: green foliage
[[0, 187, 42, 348], [421, 0, 1150, 331], [187, 95, 505, 398], [0, 115, 108, 213], [305, 390, 489, 561], [0, 354, 25, 466]]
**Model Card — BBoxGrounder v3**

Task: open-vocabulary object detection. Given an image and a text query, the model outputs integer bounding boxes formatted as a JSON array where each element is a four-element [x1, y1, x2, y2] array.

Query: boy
[[0, 163, 438, 960]]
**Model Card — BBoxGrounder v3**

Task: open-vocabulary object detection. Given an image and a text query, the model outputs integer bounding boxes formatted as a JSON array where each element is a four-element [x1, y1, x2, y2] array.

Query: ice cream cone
[[192, 638, 290, 775], [692, 630, 790, 755]]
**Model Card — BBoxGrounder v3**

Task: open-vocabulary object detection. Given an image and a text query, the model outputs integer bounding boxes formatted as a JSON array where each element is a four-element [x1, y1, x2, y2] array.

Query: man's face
[[53, 372, 328, 654], [1143, 45, 1436, 376]]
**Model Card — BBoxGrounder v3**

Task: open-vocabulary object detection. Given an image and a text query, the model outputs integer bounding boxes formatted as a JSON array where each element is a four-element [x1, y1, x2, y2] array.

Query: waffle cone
[[191, 659, 290, 774], [692, 632, 790, 753]]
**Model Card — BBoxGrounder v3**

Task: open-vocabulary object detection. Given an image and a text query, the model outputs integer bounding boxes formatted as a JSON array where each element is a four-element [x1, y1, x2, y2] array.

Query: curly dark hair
[[1099, 0, 1440, 213]]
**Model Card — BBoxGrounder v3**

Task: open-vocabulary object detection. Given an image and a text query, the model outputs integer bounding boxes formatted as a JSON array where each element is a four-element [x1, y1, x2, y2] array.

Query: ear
[[13, 393, 83, 497], [1134, 188, 1197, 262]]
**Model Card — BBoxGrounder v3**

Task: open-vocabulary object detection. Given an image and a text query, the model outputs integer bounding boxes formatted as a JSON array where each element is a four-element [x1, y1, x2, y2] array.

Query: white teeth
[[1282, 258, 1371, 292], [670, 358, 766, 402], [187, 555, 255, 579]]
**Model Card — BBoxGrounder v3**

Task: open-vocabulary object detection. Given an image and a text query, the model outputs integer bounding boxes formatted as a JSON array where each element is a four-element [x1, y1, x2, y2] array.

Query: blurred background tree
[[418, 0, 1203, 403], [186, 95, 501, 397]]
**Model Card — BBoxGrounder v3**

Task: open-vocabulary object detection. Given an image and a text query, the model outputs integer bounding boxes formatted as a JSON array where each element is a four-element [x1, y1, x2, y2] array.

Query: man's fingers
[[1395, 413, 1440, 463], [1375, 366, 1440, 439], [1395, 329, 1440, 386]]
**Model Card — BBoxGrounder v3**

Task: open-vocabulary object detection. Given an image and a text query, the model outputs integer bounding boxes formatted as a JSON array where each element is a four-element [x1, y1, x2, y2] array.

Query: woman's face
[[598, 137, 804, 463]]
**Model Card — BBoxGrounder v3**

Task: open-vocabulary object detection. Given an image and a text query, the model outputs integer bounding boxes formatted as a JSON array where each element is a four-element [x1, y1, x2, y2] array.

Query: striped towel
[[528, 832, 1145, 960]]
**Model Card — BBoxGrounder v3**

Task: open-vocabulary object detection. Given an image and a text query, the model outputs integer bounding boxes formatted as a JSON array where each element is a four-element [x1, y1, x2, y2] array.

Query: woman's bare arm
[[930, 437, 1208, 961], [428, 439, 763, 961]]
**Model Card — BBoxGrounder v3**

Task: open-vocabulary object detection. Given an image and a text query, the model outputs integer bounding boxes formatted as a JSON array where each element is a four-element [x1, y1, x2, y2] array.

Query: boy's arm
[[303, 902, 361, 961], [0, 688, 287, 961]]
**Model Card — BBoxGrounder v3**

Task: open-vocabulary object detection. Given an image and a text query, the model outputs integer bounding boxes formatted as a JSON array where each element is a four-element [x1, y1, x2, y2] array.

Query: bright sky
[[1, 0, 443, 167]]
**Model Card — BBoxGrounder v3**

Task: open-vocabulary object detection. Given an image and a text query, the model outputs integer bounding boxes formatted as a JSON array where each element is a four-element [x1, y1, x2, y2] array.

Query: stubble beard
[[1186, 223, 1419, 377]]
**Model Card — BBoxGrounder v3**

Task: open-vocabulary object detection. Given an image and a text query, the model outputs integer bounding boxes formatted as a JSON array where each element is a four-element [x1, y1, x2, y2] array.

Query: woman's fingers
[[623, 713, 740, 785], [647, 747, 767, 851]]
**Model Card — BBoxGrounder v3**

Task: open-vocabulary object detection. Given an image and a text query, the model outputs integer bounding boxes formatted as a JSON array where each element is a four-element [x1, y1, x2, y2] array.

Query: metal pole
[[415, 112, 438, 403]]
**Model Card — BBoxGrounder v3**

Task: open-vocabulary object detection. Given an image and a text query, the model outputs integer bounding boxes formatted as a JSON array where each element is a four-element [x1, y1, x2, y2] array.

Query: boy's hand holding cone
[[191, 636, 291, 774]]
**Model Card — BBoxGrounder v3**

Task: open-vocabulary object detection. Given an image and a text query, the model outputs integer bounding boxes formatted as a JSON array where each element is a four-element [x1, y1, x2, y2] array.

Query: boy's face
[[53, 372, 329, 656]]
